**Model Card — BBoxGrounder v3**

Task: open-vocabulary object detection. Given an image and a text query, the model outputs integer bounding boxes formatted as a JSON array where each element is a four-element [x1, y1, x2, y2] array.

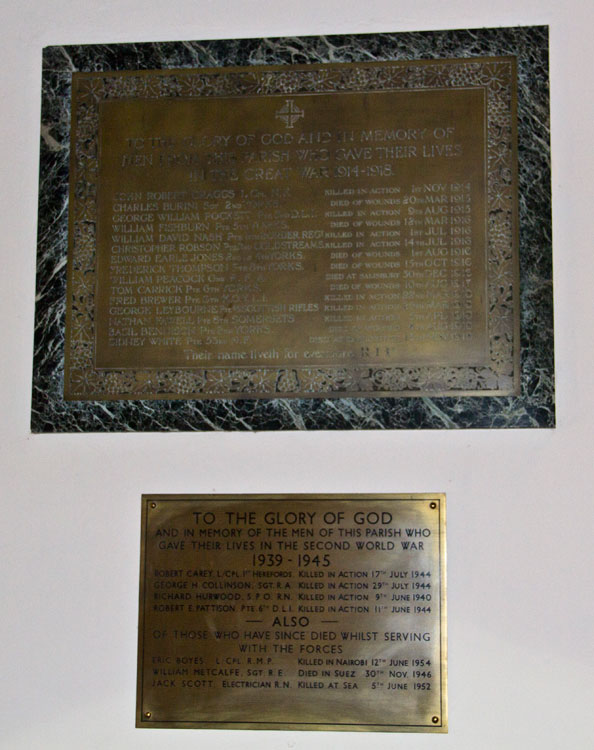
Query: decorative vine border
[[65, 57, 517, 400]]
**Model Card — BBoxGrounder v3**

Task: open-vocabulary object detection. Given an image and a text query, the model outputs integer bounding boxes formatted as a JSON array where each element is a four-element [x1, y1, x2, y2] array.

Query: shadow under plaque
[[32, 26, 554, 431]]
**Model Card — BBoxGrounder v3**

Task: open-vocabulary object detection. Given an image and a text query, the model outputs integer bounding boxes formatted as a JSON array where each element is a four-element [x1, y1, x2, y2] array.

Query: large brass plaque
[[66, 57, 518, 400], [137, 494, 447, 731]]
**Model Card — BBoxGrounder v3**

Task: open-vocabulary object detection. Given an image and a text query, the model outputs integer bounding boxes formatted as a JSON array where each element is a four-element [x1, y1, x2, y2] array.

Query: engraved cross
[[275, 99, 304, 128]]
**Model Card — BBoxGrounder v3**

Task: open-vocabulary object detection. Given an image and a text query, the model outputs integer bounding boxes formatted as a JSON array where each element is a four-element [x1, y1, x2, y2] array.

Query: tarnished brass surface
[[96, 88, 486, 370], [136, 494, 447, 731], [65, 58, 519, 400]]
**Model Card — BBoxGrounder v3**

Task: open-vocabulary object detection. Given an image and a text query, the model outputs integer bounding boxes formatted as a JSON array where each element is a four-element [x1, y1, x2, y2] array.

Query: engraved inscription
[[96, 89, 487, 370], [137, 495, 447, 731]]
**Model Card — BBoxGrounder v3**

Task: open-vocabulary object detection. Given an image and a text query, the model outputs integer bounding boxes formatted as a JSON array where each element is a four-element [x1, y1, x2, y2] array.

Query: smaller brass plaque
[[137, 494, 447, 732]]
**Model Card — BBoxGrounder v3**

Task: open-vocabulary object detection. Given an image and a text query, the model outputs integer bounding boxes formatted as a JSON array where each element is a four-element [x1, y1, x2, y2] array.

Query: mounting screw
[[431, 716, 439, 724], [430, 502, 437, 509], [144, 711, 152, 719], [150, 502, 157, 509]]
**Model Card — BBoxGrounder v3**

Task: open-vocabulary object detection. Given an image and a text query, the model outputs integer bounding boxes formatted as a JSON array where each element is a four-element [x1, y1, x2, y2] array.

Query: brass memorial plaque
[[137, 494, 447, 731], [66, 57, 519, 400]]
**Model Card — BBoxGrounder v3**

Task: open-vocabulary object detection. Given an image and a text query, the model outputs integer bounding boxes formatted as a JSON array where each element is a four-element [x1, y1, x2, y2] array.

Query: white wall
[[1, 1, 593, 748]]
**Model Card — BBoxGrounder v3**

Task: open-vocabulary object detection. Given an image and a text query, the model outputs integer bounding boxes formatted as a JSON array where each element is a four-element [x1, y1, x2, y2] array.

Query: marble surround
[[32, 26, 554, 431]]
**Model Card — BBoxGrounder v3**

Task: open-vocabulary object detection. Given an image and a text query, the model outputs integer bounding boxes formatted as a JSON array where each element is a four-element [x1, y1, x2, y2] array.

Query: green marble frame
[[32, 26, 553, 431]]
